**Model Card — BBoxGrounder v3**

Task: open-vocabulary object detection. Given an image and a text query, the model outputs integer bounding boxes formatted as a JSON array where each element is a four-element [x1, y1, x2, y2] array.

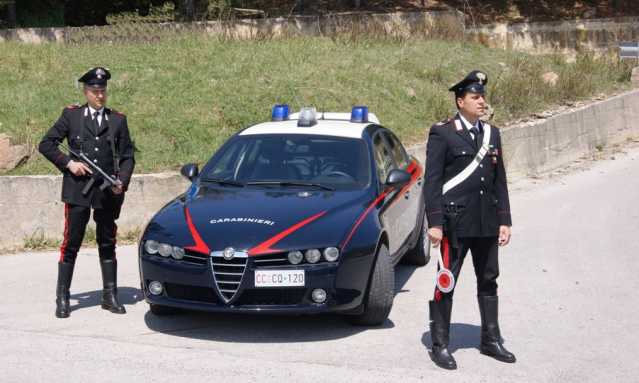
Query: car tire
[[402, 212, 431, 266], [347, 244, 394, 326], [149, 303, 181, 316]]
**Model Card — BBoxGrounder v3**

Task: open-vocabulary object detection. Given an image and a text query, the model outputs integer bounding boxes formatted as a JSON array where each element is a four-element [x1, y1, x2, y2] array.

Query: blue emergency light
[[350, 106, 369, 123], [271, 104, 290, 121]]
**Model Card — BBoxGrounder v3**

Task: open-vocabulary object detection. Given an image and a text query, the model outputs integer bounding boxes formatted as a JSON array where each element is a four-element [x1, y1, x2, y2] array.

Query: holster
[[443, 205, 463, 250]]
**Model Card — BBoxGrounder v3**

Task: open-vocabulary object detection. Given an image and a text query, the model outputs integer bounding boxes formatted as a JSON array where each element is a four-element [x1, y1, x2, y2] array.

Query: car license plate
[[255, 270, 305, 287]]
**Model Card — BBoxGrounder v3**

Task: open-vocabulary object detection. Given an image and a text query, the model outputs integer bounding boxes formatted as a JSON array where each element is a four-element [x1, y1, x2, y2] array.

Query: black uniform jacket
[[38, 104, 135, 208], [423, 114, 511, 238]]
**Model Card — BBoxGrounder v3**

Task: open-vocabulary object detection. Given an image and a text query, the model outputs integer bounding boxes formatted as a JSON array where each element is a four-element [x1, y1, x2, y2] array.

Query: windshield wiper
[[246, 181, 335, 191], [201, 178, 245, 187]]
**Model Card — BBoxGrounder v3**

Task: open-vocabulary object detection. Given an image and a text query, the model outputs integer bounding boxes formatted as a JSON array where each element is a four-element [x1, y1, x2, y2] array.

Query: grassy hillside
[[0, 36, 632, 175]]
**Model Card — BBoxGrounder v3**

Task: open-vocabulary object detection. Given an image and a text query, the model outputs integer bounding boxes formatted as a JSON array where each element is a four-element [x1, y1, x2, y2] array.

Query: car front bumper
[[139, 251, 374, 314]]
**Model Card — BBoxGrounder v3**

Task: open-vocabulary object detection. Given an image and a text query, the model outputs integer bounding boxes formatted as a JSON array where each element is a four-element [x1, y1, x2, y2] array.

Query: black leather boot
[[429, 298, 457, 370], [478, 295, 516, 363], [55, 262, 75, 318], [100, 259, 126, 314]]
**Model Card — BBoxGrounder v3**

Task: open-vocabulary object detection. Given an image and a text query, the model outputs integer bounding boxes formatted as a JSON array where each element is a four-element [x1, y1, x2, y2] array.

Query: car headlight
[[305, 249, 321, 263], [158, 243, 173, 257], [323, 247, 340, 262], [288, 250, 303, 265], [144, 240, 159, 254], [172, 246, 185, 260]]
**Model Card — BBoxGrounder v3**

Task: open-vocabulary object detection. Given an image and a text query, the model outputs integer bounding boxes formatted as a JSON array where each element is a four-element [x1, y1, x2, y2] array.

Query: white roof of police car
[[239, 113, 380, 139]]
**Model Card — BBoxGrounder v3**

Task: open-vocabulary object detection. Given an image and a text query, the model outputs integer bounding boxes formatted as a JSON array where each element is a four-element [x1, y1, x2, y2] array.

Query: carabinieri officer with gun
[[423, 70, 515, 369], [39, 67, 135, 318]]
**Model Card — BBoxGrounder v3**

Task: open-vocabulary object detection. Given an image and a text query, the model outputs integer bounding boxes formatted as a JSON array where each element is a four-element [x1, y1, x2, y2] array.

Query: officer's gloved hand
[[67, 160, 93, 177]]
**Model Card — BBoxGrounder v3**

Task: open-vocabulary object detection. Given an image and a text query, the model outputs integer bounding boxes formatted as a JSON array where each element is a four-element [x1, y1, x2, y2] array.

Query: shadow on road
[[421, 322, 517, 362], [421, 323, 482, 353], [394, 264, 419, 295], [141, 263, 423, 343], [70, 286, 144, 311], [144, 311, 394, 343]]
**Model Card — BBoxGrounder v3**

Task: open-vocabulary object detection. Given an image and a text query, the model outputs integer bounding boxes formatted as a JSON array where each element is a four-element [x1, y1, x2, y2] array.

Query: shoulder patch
[[65, 103, 81, 109], [111, 109, 126, 117], [434, 117, 453, 127]]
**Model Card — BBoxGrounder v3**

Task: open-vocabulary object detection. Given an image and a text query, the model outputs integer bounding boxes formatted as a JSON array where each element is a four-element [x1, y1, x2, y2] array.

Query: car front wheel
[[346, 244, 394, 326]]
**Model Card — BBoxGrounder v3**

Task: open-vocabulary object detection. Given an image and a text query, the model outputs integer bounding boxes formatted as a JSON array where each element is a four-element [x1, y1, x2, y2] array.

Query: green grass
[[21, 226, 141, 251], [0, 36, 632, 175]]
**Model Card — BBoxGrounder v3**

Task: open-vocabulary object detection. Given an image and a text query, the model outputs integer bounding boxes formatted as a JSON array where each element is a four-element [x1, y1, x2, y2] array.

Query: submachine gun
[[59, 142, 121, 196]]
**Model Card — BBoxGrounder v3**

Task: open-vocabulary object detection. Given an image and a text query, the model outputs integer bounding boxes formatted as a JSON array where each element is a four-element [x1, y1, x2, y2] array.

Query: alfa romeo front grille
[[182, 250, 209, 265], [253, 253, 289, 267], [210, 251, 248, 303]]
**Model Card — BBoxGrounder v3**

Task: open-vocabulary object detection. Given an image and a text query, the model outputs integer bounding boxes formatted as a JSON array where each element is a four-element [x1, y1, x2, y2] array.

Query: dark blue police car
[[139, 106, 430, 325]]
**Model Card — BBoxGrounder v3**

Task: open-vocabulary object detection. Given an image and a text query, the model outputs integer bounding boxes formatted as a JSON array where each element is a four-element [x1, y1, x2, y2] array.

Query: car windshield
[[202, 135, 371, 190]]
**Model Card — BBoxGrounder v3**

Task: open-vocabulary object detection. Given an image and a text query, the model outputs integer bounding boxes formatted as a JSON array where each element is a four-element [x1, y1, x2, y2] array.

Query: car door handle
[[404, 190, 410, 199]]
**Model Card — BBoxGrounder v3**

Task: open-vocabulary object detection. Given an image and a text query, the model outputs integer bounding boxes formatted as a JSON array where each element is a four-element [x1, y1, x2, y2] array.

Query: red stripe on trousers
[[59, 204, 70, 263]]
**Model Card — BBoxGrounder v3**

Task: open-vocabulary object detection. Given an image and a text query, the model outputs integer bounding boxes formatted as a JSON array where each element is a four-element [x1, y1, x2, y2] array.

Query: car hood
[[144, 184, 373, 254]]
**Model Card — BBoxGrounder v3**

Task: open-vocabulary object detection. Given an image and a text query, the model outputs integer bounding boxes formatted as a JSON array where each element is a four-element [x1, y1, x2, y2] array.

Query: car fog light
[[323, 247, 340, 262], [158, 243, 173, 257], [305, 249, 321, 263], [172, 246, 185, 260], [288, 250, 303, 265], [149, 281, 163, 295], [311, 288, 327, 303], [144, 240, 159, 254]]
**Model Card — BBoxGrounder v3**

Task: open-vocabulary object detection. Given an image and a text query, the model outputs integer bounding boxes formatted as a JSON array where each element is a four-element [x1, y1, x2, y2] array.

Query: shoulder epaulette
[[111, 109, 126, 117], [65, 103, 81, 109], [434, 117, 453, 127]]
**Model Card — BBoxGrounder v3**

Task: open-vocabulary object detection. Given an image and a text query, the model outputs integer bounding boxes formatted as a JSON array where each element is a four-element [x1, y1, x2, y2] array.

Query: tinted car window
[[203, 135, 371, 190], [373, 133, 394, 184], [383, 131, 410, 169]]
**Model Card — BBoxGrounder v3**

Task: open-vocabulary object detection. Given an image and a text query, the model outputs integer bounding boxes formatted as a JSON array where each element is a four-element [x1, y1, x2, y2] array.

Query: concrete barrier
[[467, 17, 639, 54], [2, 89, 639, 250], [0, 10, 464, 44], [0, 173, 189, 251], [410, 89, 639, 178]]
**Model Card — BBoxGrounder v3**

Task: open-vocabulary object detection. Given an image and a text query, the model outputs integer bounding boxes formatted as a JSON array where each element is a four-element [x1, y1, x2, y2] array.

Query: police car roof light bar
[[350, 106, 369, 123], [271, 104, 290, 121], [297, 107, 317, 127]]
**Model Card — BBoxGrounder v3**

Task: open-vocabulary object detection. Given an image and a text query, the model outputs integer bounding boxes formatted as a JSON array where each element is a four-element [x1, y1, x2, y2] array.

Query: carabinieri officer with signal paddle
[[423, 70, 516, 369], [39, 67, 135, 318]]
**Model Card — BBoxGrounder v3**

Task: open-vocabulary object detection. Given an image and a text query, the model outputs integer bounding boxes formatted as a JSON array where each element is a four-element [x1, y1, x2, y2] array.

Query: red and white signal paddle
[[436, 246, 455, 293]]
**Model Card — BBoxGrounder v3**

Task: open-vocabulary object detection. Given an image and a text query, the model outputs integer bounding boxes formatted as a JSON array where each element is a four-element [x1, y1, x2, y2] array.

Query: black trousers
[[59, 203, 119, 264], [434, 236, 499, 302]]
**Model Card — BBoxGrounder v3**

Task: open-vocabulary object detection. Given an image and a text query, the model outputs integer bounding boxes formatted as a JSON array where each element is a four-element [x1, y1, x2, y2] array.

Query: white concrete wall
[[2, 89, 638, 250], [0, 10, 464, 43], [0, 173, 189, 250], [467, 17, 639, 54]]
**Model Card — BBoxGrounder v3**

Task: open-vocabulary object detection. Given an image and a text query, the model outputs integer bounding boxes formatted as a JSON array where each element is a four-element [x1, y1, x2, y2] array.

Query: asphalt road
[[2, 146, 639, 383]]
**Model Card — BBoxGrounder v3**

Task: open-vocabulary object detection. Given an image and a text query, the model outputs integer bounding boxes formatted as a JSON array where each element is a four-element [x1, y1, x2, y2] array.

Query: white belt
[[442, 120, 492, 195]]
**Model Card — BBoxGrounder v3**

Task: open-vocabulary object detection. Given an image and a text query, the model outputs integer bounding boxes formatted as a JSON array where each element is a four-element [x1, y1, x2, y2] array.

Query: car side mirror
[[385, 169, 411, 188], [180, 163, 199, 181]]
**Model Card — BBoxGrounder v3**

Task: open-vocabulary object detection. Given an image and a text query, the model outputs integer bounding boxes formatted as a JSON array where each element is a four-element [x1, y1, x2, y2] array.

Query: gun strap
[[442, 120, 492, 195]]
